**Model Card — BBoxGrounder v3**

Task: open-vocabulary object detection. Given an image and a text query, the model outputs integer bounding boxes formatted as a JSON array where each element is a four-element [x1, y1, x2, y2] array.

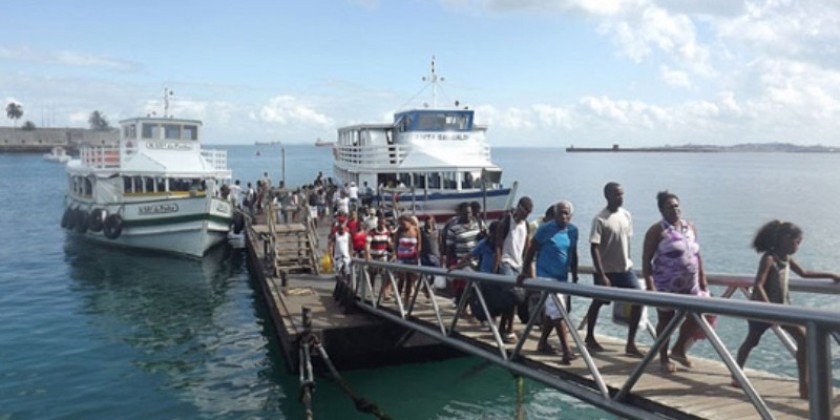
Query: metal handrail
[[346, 259, 838, 420]]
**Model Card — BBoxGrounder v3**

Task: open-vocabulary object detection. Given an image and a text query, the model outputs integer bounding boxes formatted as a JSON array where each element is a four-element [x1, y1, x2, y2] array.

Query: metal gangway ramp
[[335, 259, 840, 419]]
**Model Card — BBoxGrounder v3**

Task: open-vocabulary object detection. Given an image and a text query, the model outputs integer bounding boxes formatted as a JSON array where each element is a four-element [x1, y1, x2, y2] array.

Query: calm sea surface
[[2, 146, 839, 419]]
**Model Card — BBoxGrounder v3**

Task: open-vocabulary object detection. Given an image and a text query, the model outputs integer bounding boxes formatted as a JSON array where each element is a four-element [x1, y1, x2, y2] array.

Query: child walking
[[734, 220, 840, 399]]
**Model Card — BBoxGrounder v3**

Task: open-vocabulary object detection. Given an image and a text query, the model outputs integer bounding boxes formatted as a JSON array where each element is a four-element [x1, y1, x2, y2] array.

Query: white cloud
[[660, 65, 692, 88], [255, 96, 334, 127], [0, 46, 141, 72]]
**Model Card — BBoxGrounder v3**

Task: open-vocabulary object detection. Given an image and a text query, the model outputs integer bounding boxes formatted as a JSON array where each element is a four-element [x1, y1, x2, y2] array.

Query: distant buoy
[[256, 151, 261, 156]]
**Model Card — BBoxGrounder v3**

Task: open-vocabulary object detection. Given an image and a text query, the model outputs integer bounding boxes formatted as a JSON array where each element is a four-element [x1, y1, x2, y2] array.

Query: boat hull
[[374, 188, 515, 220], [64, 196, 233, 257]]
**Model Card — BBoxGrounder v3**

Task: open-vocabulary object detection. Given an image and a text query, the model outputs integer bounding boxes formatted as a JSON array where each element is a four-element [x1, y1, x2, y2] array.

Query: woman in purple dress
[[642, 191, 708, 373]]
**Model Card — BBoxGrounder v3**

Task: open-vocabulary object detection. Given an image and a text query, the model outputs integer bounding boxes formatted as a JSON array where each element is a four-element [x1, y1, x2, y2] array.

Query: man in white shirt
[[230, 180, 242, 208], [585, 182, 644, 357], [346, 182, 359, 209], [493, 196, 533, 340], [328, 222, 351, 277], [494, 196, 533, 276]]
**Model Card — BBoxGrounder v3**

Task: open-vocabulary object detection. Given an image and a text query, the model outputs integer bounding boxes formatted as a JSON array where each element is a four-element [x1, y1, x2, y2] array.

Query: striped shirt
[[366, 227, 392, 259], [446, 221, 481, 259]]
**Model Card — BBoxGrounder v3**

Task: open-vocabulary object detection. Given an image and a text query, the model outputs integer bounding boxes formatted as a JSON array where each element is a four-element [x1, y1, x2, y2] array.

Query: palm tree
[[6, 102, 23, 127], [88, 110, 110, 130]]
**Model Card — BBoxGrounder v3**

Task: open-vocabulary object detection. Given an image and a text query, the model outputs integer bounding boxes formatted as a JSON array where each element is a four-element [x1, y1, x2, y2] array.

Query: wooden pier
[[244, 214, 460, 372], [245, 212, 837, 419]]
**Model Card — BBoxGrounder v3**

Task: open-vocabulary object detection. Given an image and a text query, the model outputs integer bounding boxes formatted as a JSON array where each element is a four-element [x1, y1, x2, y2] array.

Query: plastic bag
[[692, 289, 718, 340], [612, 282, 649, 329], [433, 275, 447, 289], [320, 254, 333, 273]]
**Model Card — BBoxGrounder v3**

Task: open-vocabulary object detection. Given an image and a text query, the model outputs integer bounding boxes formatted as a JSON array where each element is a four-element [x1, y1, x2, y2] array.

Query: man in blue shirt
[[517, 201, 579, 364]]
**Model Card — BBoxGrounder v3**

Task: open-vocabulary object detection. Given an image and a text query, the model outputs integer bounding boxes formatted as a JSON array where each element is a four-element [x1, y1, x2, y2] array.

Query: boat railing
[[80, 145, 121, 169], [335, 144, 410, 169], [340, 261, 840, 419], [201, 149, 228, 171]]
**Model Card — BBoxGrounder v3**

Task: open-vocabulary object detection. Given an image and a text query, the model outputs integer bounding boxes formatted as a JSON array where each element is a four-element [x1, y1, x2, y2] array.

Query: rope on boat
[[310, 335, 393, 420], [297, 306, 392, 420], [298, 342, 315, 420]]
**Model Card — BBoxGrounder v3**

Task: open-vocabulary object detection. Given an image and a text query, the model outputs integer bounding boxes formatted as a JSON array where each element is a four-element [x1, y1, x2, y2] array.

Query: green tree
[[6, 102, 23, 127], [22, 120, 36, 131], [88, 110, 110, 130]]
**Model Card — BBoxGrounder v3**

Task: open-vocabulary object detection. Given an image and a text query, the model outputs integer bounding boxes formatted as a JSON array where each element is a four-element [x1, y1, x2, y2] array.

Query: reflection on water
[[62, 240, 292, 418]]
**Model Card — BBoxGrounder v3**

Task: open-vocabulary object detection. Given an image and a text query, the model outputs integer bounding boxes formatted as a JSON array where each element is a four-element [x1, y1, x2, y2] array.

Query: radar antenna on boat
[[163, 86, 174, 118], [421, 56, 444, 108]]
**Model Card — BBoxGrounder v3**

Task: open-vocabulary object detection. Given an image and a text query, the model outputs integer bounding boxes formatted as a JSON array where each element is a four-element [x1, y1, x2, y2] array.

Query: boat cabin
[[334, 108, 502, 193], [120, 117, 201, 143]]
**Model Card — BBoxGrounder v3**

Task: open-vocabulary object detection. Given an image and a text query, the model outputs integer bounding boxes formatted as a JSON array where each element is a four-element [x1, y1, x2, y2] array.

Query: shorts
[[747, 320, 773, 339], [593, 270, 641, 305], [421, 254, 440, 267], [308, 205, 318, 219], [544, 292, 568, 320], [399, 258, 418, 265], [499, 262, 522, 276]]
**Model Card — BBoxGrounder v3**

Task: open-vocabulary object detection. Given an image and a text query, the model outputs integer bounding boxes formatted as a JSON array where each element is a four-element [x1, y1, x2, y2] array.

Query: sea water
[[1, 147, 838, 419]]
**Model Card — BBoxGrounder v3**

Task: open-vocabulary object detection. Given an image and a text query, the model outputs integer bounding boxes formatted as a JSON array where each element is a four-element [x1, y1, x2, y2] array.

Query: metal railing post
[[806, 321, 832, 419]]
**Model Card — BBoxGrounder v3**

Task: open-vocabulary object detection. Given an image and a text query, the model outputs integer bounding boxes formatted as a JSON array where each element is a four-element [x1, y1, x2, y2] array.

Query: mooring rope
[[298, 332, 393, 420]]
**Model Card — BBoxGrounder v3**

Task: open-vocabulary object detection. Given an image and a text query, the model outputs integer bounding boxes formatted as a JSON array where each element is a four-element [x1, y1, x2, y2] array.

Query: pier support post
[[806, 322, 832, 419]]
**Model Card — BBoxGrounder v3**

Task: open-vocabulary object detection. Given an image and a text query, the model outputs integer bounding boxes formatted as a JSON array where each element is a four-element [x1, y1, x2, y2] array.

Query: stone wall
[[0, 127, 119, 153]]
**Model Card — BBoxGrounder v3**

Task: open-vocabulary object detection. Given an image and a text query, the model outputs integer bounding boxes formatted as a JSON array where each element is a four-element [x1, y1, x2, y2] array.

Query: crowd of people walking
[[237, 170, 839, 400]]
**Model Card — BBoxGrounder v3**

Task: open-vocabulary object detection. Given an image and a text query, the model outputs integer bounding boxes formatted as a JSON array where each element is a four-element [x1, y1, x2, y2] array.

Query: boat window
[[124, 124, 137, 139], [142, 123, 161, 139], [413, 173, 426, 189], [183, 125, 198, 140], [164, 124, 181, 140], [427, 172, 441, 189], [144, 177, 154, 193], [415, 112, 471, 131], [398, 173, 412, 188], [482, 169, 502, 188], [442, 171, 457, 190], [84, 177, 93, 196], [461, 171, 476, 189]]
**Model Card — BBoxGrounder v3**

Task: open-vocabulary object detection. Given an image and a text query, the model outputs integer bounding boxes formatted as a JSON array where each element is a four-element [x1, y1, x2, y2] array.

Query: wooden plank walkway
[[393, 297, 836, 419]]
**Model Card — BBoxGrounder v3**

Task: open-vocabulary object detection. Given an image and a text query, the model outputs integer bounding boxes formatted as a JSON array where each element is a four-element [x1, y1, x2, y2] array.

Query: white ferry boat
[[333, 59, 517, 220], [44, 146, 70, 163], [61, 113, 234, 257]]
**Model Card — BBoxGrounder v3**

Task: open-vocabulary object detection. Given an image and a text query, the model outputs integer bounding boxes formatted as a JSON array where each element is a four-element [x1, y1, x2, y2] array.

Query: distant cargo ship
[[566, 143, 839, 153], [314, 138, 334, 147]]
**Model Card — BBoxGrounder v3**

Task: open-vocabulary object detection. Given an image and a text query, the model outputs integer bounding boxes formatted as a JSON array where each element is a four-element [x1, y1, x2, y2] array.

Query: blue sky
[[3, 0, 840, 147]]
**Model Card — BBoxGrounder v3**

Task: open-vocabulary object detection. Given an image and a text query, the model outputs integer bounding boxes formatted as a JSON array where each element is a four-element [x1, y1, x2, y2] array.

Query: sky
[[3, 0, 840, 147]]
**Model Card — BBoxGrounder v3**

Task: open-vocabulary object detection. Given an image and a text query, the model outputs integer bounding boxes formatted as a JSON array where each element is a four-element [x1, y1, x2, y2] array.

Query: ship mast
[[163, 86, 174, 118], [422, 56, 444, 108]]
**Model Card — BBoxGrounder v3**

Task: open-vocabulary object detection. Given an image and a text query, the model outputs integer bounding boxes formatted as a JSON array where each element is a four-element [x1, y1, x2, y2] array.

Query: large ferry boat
[[61, 102, 234, 257], [333, 59, 517, 219]]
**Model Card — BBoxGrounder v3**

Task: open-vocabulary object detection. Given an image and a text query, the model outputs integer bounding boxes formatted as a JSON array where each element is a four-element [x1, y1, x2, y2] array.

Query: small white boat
[[44, 146, 70, 163], [61, 101, 235, 257], [333, 58, 517, 220]]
